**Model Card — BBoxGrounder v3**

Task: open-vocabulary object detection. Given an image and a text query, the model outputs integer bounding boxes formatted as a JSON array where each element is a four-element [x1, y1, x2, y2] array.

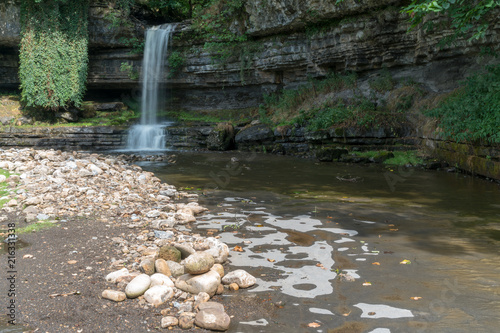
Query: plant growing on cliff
[[167, 51, 185, 78], [19, 0, 89, 111], [425, 64, 500, 144], [403, 0, 500, 40]]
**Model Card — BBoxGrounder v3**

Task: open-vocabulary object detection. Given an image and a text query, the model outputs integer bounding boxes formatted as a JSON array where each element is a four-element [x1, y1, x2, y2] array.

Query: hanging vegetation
[[19, 0, 89, 111]]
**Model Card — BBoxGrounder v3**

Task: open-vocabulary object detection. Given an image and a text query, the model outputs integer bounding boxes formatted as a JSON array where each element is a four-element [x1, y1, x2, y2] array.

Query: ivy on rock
[[19, 0, 89, 111]]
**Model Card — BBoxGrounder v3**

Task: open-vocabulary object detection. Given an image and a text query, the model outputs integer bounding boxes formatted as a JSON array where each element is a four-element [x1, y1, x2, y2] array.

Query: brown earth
[[0, 209, 276, 333]]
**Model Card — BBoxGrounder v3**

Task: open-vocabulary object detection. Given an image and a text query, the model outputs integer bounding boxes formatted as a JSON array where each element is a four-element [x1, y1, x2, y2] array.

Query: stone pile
[[0, 148, 257, 331]]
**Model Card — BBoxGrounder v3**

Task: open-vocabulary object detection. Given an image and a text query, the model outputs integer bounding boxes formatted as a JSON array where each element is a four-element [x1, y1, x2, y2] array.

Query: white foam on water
[[354, 303, 414, 319]]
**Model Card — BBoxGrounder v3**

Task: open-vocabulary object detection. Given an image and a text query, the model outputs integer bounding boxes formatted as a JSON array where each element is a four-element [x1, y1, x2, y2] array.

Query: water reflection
[[138, 152, 500, 333]]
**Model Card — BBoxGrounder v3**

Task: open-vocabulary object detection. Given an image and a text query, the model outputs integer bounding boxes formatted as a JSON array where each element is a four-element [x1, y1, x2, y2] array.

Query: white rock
[[203, 238, 229, 264], [146, 210, 162, 218], [161, 316, 179, 328], [105, 268, 130, 283], [150, 273, 174, 288], [0, 175, 6, 182], [175, 270, 221, 296], [125, 274, 151, 298], [144, 285, 174, 306], [221, 269, 256, 288]]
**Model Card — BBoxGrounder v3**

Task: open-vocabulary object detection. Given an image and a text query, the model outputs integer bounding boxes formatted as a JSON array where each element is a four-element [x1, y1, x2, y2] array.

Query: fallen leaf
[[411, 296, 422, 300], [400, 259, 411, 264], [390, 228, 399, 231], [362, 282, 372, 286], [368, 312, 376, 316], [307, 322, 321, 328], [23, 254, 34, 259], [342, 310, 352, 317], [267, 258, 275, 262], [233, 246, 244, 252], [67, 260, 77, 265], [372, 262, 381, 265]]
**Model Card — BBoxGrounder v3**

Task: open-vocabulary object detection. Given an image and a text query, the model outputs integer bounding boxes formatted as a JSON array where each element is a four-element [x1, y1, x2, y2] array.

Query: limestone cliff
[[0, 0, 499, 110]]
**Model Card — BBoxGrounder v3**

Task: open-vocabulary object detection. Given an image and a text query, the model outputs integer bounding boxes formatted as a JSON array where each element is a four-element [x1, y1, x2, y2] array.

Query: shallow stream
[[138, 152, 500, 333]]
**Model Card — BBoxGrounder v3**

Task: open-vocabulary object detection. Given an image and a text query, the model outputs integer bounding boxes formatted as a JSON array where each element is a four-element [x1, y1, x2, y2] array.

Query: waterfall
[[126, 24, 175, 151]]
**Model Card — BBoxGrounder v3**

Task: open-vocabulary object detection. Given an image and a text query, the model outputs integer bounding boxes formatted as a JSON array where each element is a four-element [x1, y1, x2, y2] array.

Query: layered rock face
[[0, 0, 498, 109]]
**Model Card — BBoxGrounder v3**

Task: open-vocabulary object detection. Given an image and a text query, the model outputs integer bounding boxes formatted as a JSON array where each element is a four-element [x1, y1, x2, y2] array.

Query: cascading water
[[126, 24, 175, 151]]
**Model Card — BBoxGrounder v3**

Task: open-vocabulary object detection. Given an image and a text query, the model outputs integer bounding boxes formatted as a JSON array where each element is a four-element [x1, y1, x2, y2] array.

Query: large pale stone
[[184, 252, 215, 275], [175, 270, 221, 296], [144, 285, 174, 306], [221, 269, 256, 288], [125, 274, 151, 298], [195, 302, 230, 331], [150, 273, 174, 288]]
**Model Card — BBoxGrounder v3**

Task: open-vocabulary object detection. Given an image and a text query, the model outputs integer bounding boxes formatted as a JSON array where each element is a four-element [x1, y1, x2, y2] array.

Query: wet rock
[[315, 147, 349, 162], [102, 290, 126, 302], [144, 285, 174, 306], [125, 274, 151, 298], [161, 316, 179, 328], [195, 302, 231, 331], [150, 273, 174, 288], [155, 259, 172, 276], [175, 270, 221, 296], [105, 268, 129, 283], [369, 151, 395, 163], [222, 269, 256, 288], [178, 312, 196, 329], [158, 245, 181, 262]]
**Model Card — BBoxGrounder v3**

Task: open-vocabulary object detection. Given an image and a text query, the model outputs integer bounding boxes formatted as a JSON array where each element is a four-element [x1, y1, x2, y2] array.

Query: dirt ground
[[0, 210, 276, 333]]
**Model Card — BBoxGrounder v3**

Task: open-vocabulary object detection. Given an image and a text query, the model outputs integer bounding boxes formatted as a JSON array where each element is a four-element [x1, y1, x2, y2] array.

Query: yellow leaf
[[307, 322, 321, 328], [400, 259, 411, 264], [267, 258, 275, 262], [362, 282, 372, 286], [233, 246, 244, 252], [411, 296, 422, 300], [372, 262, 381, 266]]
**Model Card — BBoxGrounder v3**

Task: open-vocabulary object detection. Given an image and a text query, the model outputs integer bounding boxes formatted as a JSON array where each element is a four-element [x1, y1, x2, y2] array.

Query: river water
[[137, 151, 500, 333]]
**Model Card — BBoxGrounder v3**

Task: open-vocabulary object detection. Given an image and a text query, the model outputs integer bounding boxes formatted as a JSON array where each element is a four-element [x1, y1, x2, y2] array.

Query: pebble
[[161, 316, 178, 328], [178, 312, 196, 329], [102, 290, 126, 302]]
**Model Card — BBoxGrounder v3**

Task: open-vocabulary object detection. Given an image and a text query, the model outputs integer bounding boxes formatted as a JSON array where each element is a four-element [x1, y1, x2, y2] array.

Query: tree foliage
[[403, 0, 500, 39], [19, 0, 89, 110]]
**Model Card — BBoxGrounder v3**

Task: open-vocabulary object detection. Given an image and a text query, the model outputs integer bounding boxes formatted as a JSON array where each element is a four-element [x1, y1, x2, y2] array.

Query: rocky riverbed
[[0, 148, 260, 332]]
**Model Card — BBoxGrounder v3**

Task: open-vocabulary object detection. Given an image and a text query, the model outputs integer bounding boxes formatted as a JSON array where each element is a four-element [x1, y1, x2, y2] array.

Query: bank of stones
[[0, 148, 256, 331]]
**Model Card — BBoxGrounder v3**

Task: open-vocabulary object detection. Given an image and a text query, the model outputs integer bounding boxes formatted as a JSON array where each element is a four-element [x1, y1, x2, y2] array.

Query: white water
[[126, 24, 175, 151]]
